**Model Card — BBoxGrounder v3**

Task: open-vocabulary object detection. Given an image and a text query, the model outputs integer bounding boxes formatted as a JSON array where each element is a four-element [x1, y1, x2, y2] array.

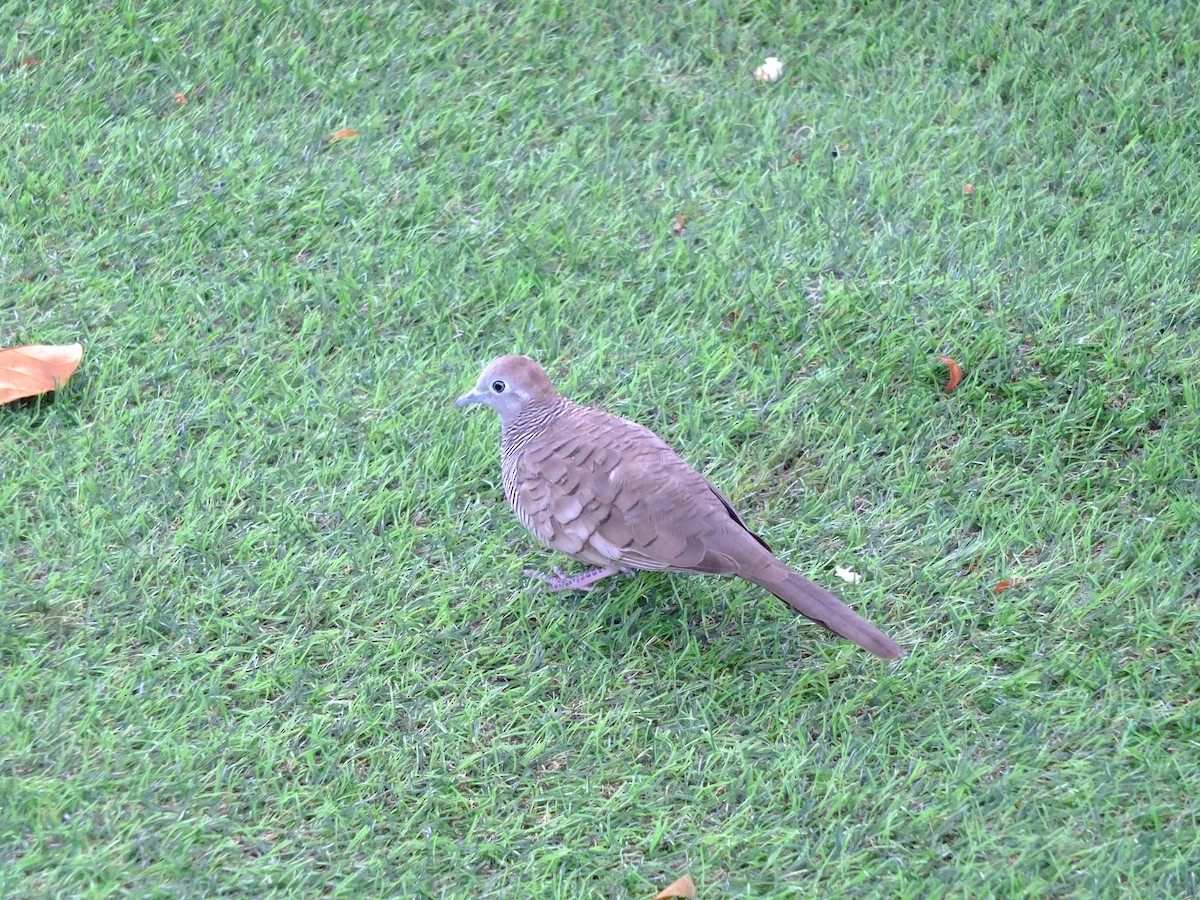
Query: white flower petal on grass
[[834, 564, 862, 584], [755, 57, 784, 83]]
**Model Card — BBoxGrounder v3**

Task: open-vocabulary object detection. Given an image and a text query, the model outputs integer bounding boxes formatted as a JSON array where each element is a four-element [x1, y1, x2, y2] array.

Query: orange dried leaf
[[936, 355, 963, 393], [0, 343, 83, 405], [673, 213, 686, 237], [963, 183, 975, 195], [173, 92, 187, 105], [328, 129, 359, 142], [655, 874, 697, 899], [23, 57, 43, 67], [993, 580, 1015, 594]]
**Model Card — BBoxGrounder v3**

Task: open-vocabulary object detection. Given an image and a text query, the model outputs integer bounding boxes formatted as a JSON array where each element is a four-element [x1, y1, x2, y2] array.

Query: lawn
[[2, 1, 1198, 896]]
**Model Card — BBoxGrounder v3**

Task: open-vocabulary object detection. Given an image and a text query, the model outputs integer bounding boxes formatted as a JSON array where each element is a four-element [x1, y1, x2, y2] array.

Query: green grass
[[3, 0, 1198, 895]]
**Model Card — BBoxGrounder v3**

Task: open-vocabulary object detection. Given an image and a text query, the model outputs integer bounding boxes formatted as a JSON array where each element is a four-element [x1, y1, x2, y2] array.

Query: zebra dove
[[455, 355, 904, 660]]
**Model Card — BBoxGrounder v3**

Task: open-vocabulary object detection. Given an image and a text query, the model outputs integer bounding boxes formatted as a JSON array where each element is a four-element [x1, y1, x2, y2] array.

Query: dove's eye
[[491, 380, 506, 393]]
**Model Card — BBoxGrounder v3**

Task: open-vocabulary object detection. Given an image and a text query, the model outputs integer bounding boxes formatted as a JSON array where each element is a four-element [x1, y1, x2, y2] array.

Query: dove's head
[[455, 355, 559, 425]]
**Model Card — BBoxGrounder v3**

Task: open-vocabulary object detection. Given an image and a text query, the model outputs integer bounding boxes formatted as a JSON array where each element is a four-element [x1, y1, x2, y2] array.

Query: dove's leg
[[523, 565, 621, 592]]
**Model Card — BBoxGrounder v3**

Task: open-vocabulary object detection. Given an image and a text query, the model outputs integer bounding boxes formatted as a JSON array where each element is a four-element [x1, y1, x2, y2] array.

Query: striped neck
[[501, 397, 570, 456]]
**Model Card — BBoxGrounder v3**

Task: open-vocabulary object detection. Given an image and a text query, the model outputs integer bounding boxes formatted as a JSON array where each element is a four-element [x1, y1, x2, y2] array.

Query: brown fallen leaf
[[0, 343, 83, 405], [655, 873, 697, 899], [993, 578, 1026, 594], [173, 92, 187, 105], [23, 57, 43, 67], [963, 183, 975, 195], [673, 213, 686, 237], [328, 129, 359, 142], [936, 355, 963, 393]]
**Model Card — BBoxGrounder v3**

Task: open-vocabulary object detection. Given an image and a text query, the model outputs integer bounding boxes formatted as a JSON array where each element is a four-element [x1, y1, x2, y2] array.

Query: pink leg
[[523, 565, 621, 592]]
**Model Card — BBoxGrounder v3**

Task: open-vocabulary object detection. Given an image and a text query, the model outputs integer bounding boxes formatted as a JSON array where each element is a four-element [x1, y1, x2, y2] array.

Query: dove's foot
[[523, 565, 621, 592]]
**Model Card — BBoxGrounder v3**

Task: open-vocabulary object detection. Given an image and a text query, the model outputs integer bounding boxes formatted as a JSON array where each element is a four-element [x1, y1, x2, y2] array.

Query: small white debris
[[755, 57, 784, 83], [834, 565, 862, 584]]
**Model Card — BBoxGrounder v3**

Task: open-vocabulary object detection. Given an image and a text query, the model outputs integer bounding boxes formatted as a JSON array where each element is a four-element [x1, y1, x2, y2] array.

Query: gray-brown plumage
[[455, 355, 904, 660]]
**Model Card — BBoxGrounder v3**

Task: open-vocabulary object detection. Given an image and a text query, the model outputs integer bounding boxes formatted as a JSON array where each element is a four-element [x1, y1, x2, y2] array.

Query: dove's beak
[[455, 389, 485, 408]]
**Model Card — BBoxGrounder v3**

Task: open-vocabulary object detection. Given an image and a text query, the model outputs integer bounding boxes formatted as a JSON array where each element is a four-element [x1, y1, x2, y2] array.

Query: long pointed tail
[[742, 562, 904, 659]]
